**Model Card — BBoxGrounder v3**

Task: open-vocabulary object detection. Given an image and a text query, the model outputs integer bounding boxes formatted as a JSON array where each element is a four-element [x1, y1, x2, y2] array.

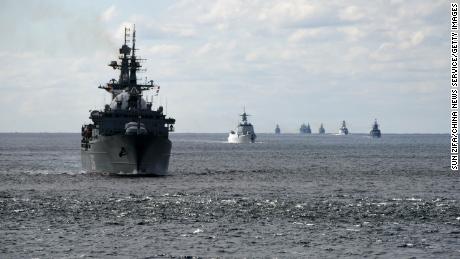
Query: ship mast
[[240, 107, 249, 124], [129, 25, 138, 88], [99, 25, 157, 100], [119, 27, 131, 87]]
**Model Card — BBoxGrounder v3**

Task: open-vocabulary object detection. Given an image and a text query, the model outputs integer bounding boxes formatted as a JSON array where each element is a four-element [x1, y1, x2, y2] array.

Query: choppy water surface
[[0, 133, 459, 258]]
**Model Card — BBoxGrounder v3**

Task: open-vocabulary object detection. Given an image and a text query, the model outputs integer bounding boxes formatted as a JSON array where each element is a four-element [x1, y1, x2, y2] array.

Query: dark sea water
[[0, 133, 459, 258]]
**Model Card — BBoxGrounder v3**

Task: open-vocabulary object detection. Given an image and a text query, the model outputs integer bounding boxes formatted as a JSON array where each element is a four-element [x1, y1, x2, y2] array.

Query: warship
[[81, 27, 175, 175], [300, 123, 311, 134], [318, 123, 326, 134], [370, 119, 382, 138], [228, 109, 257, 143], [338, 120, 349, 135], [306, 123, 312, 134], [275, 124, 281, 134]]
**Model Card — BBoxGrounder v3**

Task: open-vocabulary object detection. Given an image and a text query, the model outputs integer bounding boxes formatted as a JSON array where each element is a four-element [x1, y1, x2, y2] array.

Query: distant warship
[[228, 109, 256, 143], [305, 123, 312, 134], [338, 120, 349, 135], [370, 119, 381, 138], [275, 124, 281, 134], [81, 27, 175, 175], [318, 123, 326, 134], [299, 123, 311, 134]]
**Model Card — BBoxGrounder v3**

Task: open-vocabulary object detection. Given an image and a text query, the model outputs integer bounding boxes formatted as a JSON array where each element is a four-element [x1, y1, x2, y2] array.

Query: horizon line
[[0, 131, 450, 135]]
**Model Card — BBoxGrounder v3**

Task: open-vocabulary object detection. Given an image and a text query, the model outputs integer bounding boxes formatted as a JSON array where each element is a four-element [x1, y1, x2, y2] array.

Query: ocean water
[[0, 133, 458, 258]]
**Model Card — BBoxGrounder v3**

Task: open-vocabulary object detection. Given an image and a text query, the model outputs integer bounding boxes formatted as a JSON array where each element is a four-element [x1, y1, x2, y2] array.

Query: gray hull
[[81, 135, 171, 175], [370, 130, 381, 138]]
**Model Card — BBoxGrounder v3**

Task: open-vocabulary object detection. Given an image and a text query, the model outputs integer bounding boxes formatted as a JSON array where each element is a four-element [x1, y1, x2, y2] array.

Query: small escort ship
[[306, 123, 312, 134], [228, 109, 257, 143], [319, 123, 326, 134], [370, 119, 382, 138], [338, 120, 349, 135], [275, 124, 281, 134], [81, 27, 175, 175], [300, 123, 311, 134]]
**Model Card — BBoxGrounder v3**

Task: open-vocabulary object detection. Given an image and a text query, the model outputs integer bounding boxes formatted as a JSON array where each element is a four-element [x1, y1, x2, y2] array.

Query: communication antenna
[[124, 27, 128, 45]]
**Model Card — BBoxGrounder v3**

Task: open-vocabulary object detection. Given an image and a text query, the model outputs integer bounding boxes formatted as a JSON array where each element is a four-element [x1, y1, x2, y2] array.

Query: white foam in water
[[221, 199, 237, 204], [193, 228, 203, 234], [25, 169, 85, 175]]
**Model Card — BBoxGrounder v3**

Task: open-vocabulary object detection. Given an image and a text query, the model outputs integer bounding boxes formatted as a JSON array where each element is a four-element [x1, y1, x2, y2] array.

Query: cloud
[[288, 28, 324, 43], [148, 44, 182, 56], [338, 26, 366, 42], [195, 41, 237, 57], [100, 5, 117, 22], [198, 0, 249, 24], [0, 1, 115, 57], [339, 6, 365, 21], [0, 0, 450, 133], [400, 31, 426, 49], [257, 1, 317, 25]]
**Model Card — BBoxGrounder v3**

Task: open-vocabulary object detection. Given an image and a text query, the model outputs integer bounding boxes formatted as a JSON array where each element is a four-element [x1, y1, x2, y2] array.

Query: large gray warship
[[81, 27, 175, 175]]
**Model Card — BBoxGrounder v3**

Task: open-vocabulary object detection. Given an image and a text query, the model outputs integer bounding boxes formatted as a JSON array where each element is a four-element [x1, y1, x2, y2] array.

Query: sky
[[0, 0, 451, 133]]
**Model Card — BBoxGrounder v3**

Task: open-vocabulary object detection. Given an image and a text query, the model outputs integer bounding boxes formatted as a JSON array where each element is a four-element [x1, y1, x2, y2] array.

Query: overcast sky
[[0, 0, 450, 133]]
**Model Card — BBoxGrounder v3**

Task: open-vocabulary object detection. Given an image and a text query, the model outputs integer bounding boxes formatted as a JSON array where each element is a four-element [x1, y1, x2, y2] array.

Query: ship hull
[[370, 130, 381, 138], [339, 129, 349, 135], [228, 133, 256, 143], [81, 135, 172, 175]]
